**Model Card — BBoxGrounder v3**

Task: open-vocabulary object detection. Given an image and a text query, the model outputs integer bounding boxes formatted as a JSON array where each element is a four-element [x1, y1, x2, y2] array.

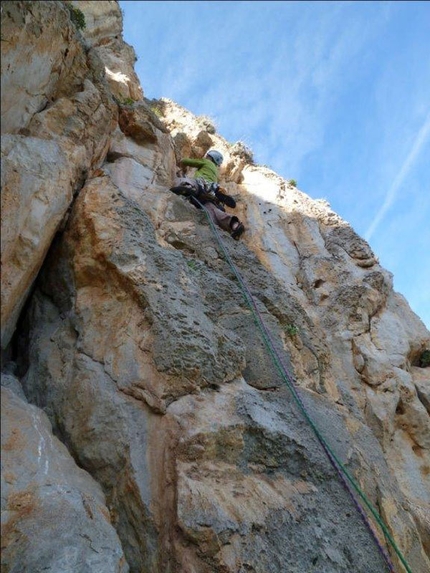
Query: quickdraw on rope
[[196, 199, 413, 573]]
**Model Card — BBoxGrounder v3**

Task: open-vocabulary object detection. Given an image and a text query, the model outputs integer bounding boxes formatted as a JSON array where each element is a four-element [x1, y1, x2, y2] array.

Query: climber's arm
[[181, 158, 206, 168]]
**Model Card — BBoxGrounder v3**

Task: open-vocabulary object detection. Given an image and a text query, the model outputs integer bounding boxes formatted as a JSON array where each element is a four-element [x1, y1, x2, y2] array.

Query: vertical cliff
[[1, 2, 429, 572]]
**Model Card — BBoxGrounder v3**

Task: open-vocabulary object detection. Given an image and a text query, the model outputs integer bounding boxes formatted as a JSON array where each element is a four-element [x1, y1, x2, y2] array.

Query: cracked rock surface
[[1, 2, 429, 572]]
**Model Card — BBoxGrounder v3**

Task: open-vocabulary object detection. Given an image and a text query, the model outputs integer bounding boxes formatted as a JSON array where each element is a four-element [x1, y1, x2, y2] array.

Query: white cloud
[[365, 110, 430, 241]]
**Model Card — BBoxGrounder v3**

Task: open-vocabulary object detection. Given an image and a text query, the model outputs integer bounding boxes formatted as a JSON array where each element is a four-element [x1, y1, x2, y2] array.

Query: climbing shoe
[[231, 222, 245, 240]]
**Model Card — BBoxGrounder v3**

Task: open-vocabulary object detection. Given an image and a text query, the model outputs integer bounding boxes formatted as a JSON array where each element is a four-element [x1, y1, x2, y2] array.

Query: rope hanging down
[[196, 199, 413, 573]]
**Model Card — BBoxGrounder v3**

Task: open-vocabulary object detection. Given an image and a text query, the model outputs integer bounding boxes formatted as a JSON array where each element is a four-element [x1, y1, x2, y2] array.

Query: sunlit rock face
[[0, 0, 118, 348], [1, 2, 429, 573], [72, 0, 143, 102]]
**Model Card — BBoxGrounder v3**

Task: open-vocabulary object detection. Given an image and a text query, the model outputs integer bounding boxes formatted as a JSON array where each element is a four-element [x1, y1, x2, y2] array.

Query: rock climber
[[170, 149, 245, 240]]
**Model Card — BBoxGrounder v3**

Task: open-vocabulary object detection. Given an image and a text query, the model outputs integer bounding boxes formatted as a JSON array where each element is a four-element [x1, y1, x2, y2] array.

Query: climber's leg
[[204, 203, 244, 237], [170, 177, 198, 196]]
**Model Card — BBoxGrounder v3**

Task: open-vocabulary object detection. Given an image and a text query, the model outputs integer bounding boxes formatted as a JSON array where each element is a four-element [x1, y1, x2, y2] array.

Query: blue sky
[[119, 1, 430, 329]]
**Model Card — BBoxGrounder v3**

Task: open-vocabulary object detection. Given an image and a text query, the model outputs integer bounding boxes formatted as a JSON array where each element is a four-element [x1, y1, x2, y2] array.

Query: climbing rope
[[196, 199, 413, 573]]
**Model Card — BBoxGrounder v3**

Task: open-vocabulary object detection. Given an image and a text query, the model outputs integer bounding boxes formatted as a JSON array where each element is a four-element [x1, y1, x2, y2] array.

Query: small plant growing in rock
[[198, 115, 216, 134], [231, 141, 254, 163], [288, 179, 297, 187], [419, 350, 430, 368], [187, 260, 198, 271], [67, 5, 86, 30], [284, 324, 299, 337], [114, 95, 135, 107], [150, 104, 163, 118]]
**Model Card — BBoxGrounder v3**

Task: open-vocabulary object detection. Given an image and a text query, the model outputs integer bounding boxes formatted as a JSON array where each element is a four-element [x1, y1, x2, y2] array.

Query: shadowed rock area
[[1, 2, 429, 572]]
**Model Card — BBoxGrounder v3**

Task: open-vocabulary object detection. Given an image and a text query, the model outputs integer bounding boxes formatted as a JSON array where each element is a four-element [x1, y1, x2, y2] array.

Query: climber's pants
[[173, 176, 198, 191], [203, 202, 238, 233], [173, 177, 239, 233]]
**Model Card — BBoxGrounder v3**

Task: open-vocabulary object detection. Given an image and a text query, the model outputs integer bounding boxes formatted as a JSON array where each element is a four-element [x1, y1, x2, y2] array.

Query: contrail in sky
[[365, 110, 430, 241]]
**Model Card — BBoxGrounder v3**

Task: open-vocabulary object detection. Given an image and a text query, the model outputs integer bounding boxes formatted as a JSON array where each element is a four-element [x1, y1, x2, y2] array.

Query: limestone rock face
[[71, 0, 143, 102], [1, 0, 84, 135], [1, 0, 118, 348], [1, 383, 128, 573], [1, 2, 429, 573]]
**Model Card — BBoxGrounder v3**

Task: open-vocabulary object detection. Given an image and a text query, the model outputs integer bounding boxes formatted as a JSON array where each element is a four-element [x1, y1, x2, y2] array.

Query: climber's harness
[[193, 179, 225, 209], [172, 179, 226, 210]]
